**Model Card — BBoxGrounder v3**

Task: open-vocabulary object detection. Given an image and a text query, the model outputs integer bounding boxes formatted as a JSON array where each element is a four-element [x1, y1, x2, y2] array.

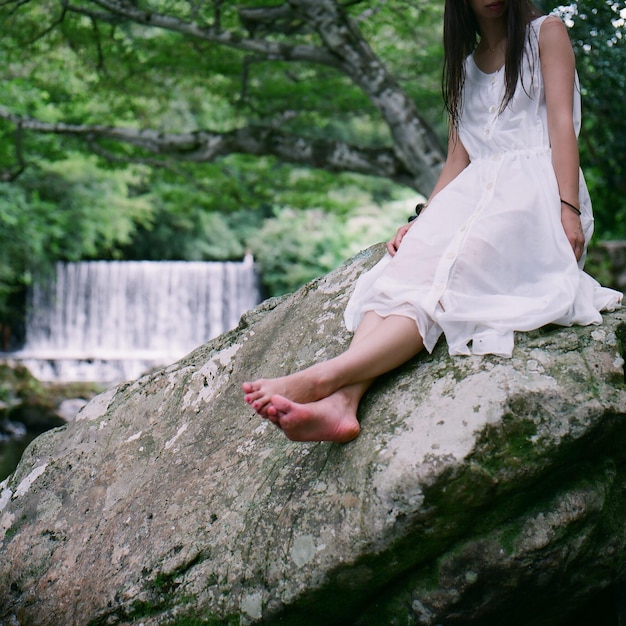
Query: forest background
[[0, 0, 624, 341]]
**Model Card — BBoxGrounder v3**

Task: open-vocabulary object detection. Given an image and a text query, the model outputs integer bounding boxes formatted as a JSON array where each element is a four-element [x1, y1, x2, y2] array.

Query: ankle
[[311, 363, 342, 397]]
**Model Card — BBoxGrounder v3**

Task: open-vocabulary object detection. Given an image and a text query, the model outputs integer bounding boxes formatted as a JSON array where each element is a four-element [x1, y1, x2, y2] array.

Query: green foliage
[[123, 199, 247, 262], [0, 155, 152, 317], [249, 208, 349, 295], [0, 185, 49, 296], [26, 156, 153, 258], [249, 194, 415, 296]]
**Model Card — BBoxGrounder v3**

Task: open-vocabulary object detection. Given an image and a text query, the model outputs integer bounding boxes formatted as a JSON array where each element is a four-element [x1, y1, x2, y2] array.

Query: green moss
[[497, 513, 531, 556], [127, 599, 164, 620], [169, 615, 240, 626], [2, 513, 28, 542], [3, 523, 19, 541], [124, 601, 240, 625], [0, 363, 102, 410], [616, 323, 626, 385], [135, 434, 157, 458], [474, 413, 538, 475], [0, 364, 43, 404]]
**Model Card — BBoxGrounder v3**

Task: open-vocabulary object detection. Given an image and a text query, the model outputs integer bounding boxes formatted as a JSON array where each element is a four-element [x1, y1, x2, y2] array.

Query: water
[[0, 407, 69, 482], [1, 432, 40, 482], [0, 257, 259, 477], [5, 257, 260, 384]]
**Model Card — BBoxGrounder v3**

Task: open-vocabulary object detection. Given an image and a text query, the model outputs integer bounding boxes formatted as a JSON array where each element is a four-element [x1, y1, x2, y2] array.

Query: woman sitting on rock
[[242, 0, 622, 443]]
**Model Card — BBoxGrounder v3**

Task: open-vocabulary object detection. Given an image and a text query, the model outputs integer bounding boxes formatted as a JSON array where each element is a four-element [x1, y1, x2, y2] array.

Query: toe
[[243, 380, 264, 393], [252, 396, 271, 413], [245, 389, 264, 404], [266, 407, 282, 428], [270, 394, 291, 414]]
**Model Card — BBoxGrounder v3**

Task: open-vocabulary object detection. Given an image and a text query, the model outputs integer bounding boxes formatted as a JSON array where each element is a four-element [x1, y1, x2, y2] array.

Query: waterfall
[[13, 257, 261, 383]]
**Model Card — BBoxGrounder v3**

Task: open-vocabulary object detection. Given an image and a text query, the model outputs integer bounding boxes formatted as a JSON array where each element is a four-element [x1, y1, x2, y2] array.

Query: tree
[[0, 0, 447, 194]]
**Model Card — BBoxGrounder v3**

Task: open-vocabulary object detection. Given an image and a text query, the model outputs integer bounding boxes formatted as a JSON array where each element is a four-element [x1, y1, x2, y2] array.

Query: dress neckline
[[470, 54, 504, 77], [468, 15, 549, 79]]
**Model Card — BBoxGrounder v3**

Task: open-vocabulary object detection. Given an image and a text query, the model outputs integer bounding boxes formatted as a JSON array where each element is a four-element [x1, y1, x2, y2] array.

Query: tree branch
[[86, 139, 216, 193], [61, 0, 341, 67], [0, 108, 418, 188], [0, 0, 35, 16], [3, 0, 445, 195], [238, 4, 310, 36], [24, 2, 67, 43], [284, 0, 445, 191]]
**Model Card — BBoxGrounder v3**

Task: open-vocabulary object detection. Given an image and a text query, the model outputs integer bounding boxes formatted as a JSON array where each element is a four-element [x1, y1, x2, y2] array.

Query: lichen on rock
[[0, 244, 624, 626]]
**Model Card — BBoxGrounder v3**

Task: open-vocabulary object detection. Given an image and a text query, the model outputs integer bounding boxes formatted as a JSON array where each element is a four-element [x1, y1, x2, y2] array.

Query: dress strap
[[531, 15, 549, 31]]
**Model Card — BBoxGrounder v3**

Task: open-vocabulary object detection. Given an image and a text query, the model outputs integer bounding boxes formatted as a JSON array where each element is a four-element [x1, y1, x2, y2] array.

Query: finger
[[390, 233, 404, 254], [571, 237, 583, 261], [387, 223, 410, 256]]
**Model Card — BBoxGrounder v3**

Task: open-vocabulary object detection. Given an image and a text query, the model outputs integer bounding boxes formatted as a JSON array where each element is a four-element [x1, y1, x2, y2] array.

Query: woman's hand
[[561, 206, 584, 261], [386, 222, 413, 256]]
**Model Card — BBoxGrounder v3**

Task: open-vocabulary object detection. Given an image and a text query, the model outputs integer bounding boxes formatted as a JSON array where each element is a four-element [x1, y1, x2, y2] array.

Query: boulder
[[0, 244, 625, 626]]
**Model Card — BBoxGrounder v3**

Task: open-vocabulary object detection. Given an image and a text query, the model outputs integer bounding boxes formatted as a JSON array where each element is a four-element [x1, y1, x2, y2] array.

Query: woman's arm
[[540, 16, 585, 261], [387, 124, 470, 255], [429, 125, 471, 200]]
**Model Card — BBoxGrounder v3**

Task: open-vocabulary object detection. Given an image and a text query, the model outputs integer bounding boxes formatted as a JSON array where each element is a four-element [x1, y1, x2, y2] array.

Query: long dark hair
[[443, 0, 541, 129]]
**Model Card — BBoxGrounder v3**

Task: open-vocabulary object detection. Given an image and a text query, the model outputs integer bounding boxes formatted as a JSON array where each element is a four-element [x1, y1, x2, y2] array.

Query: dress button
[[489, 105, 496, 113], [446, 252, 455, 260], [486, 182, 494, 190], [483, 128, 490, 136]]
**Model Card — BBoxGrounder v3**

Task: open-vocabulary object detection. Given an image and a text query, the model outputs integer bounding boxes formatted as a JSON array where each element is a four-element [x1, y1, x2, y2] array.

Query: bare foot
[[266, 393, 360, 443], [242, 365, 335, 415]]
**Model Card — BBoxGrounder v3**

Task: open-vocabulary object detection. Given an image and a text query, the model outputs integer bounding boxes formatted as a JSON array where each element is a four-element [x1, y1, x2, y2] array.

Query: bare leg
[[243, 310, 384, 415], [243, 312, 423, 413], [244, 309, 385, 415]]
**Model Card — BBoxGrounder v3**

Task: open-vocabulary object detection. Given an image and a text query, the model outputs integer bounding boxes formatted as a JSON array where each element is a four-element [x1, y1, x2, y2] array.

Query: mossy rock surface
[[0, 244, 624, 625]]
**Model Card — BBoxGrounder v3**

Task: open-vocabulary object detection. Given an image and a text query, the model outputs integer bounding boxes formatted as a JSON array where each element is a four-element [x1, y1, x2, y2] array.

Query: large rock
[[0, 244, 625, 626]]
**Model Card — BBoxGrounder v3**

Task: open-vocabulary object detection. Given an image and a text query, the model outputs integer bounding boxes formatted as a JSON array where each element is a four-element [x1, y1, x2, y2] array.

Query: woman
[[242, 0, 622, 443]]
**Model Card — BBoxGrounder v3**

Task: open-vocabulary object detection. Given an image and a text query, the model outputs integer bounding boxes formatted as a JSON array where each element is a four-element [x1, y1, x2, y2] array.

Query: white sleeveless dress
[[344, 15, 622, 358]]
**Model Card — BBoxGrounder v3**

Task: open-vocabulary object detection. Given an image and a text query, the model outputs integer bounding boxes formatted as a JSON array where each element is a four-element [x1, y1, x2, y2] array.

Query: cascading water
[[12, 256, 261, 383]]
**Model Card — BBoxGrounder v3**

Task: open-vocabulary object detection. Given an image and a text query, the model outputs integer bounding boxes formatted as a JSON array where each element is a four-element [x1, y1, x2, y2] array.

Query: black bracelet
[[560, 198, 581, 216], [408, 202, 428, 223]]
